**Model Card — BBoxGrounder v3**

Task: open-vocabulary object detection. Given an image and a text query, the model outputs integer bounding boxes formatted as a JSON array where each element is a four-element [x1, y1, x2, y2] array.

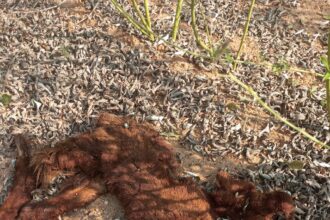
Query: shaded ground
[[0, 0, 330, 219], [62, 195, 124, 220]]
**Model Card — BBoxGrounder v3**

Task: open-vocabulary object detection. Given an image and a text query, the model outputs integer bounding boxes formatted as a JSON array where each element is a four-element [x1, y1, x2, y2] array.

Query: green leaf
[[287, 160, 305, 170], [323, 14, 330, 20], [224, 53, 235, 64], [226, 102, 239, 112], [321, 99, 327, 107], [0, 94, 12, 107], [323, 71, 330, 80], [321, 56, 330, 71], [59, 46, 70, 59], [310, 86, 317, 95], [272, 60, 289, 74], [213, 41, 230, 59]]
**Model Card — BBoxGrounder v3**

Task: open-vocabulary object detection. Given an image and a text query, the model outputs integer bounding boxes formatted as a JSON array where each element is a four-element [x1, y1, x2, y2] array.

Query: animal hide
[[0, 113, 294, 220]]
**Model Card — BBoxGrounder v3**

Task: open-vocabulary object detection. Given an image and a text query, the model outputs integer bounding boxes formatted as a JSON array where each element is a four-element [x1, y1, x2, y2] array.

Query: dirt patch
[[166, 56, 221, 79], [229, 36, 262, 62], [107, 26, 145, 49], [282, 0, 330, 33], [0, 114, 294, 220], [174, 142, 247, 182], [50, 0, 83, 8], [63, 195, 124, 220]]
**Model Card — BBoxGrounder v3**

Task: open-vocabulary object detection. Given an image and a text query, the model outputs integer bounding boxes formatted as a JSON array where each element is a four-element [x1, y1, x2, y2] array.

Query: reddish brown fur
[[0, 113, 294, 220], [0, 136, 36, 219], [18, 176, 105, 220], [211, 171, 295, 220]]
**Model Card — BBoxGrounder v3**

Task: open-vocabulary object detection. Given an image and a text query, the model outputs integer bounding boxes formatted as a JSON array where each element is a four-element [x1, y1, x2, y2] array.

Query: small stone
[[245, 148, 261, 164], [19, 62, 29, 70]]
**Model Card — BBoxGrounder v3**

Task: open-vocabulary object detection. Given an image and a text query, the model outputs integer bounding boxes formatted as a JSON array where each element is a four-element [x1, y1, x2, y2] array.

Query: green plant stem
[[228, 73, 330, 149], [110, 0, 153, 40], [190, 0, 212, 56], [255, 61, 323, 78], [162, 38, 324, 78], [144, 0, 151, 28], [227, 0, 329, 148], [327, 80, 330, 122], [143, 0, 154, 41], [110, 0, 328, 149], [201, 6, 214, 55], [326, 31, 330, 123], [288, 66, 323, 78], [171, 0, 184, 41], [205, 26, 214, 55], [130, 0, 154, 41], [233, 0, 256, 70], [130, 0, 148, 27]]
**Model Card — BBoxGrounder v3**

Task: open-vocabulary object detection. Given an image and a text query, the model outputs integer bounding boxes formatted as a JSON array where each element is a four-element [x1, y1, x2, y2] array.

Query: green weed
[[0, 94, 11, 107]]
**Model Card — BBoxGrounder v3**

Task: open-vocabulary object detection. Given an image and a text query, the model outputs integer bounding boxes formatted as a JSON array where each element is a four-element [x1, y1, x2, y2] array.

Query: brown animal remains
[[0, 113, 295, 219], [211, 171, 294, 220]]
